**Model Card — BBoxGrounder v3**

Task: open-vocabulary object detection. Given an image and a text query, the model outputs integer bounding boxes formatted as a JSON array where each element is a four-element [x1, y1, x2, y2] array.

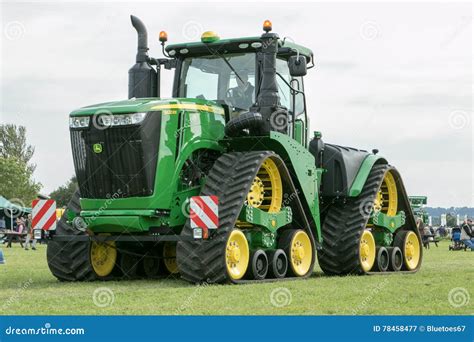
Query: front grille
[[70, 112, 161, 199]]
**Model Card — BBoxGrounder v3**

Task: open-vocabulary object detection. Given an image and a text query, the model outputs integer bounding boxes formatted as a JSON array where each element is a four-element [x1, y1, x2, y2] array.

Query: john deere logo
[[93, 143, 103, 153]]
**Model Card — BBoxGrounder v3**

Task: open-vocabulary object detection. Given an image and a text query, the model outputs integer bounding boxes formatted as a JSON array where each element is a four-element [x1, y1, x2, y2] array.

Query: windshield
[[179, 53, 256, 110]]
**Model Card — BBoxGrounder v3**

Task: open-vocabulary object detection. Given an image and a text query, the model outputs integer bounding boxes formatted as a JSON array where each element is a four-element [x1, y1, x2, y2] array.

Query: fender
[[348, 154, 388, 197]]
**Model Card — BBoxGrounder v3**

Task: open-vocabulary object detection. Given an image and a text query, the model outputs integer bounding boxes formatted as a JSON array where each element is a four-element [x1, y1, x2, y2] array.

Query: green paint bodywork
[[373, 228, 394, 247], [239, 205, 292, 233], [348, 154, 387, 197], [71, 98, 225, 233], [244, 230, 278, 250], [371, 210, 406, 232]]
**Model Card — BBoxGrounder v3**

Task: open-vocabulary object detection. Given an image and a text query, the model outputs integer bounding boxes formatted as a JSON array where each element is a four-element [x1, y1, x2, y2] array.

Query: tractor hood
[[70, 98, 225, 116]]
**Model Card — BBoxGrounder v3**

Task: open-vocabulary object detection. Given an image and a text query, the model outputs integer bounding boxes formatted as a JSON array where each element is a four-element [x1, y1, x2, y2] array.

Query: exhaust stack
[[128, 15, 157, 99]]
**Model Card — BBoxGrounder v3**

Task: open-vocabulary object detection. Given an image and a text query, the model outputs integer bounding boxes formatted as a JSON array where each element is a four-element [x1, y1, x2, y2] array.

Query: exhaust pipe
[[131, 15, 149, 63], [128, 15, 157, 99]]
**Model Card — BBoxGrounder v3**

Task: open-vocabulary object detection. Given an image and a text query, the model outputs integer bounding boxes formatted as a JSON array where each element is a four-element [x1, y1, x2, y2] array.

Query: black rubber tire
[[267, 249, 288, 278], [373, 247, 389, 272], [317, 164, 389, 275], [46, 190, 95, 281], [388, 246, 403, 271], [245, 249, 269, 280], [225, 112, 263, 137]]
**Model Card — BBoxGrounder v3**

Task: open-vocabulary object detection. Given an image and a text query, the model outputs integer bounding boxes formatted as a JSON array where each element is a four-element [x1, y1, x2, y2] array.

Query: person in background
[[7, 218, 25, 248], [460, 219, 474, 251], [24, 214, 36, 251]]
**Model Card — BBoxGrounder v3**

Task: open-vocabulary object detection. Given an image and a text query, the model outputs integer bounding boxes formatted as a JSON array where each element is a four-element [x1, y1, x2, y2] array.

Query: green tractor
[[409, 196, 429, 224], [47, 16, 422, 283]]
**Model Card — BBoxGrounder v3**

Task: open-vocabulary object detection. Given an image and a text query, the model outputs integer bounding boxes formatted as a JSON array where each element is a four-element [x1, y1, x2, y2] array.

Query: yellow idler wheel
[[247, 157, 283, 213], [225, 229, 250, 280], [163, 242, 179, 274], [280, 229, 313, 276], [359, 230, 376, 272], [395, 230, 421, 270], [90, 234, 117, 278]]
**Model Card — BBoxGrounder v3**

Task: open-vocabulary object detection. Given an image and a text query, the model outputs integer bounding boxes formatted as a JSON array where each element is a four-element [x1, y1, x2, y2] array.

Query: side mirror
[[288, 55, 307, 77]]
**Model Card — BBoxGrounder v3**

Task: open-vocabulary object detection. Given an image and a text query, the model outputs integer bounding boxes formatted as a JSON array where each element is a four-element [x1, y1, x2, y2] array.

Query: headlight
[[69, 117, 90, 128], [102, 112, 146, 127]]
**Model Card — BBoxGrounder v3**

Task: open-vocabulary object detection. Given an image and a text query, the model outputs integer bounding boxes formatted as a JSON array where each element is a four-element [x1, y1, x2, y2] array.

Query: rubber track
[[176, 151, 316, 284], [317, 164, 421, 275], [46, 190, 96, 281]]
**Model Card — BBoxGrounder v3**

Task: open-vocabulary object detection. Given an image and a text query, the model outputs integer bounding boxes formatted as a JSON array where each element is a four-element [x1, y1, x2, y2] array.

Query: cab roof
[[166, 36, 313, 62]]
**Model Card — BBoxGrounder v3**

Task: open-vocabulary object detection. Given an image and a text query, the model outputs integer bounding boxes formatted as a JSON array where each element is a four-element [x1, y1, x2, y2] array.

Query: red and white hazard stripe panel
[[32, 199, 57, 231], [190, 196, 219, 237]]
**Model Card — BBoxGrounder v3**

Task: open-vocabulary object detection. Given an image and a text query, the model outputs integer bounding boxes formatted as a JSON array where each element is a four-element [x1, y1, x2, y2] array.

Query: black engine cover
[[309, 140, 370, 197]]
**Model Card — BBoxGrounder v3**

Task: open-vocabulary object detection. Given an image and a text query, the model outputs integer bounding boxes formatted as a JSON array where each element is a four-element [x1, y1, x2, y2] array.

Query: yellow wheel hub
[[404, 231, 421, 270], [371, 171, 398, 217], [359, 230, 376, 272], [90, 234, 117, 277], [289, 230, 312, 276], [247, 176, 265, 207], [247, 158, 283, 213], [226, 230, 249, 280], [163, 242, 179, 274]]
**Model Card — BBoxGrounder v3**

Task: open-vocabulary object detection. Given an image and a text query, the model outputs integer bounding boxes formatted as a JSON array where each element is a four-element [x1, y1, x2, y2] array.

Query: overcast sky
[[1, 1, 472, 207]]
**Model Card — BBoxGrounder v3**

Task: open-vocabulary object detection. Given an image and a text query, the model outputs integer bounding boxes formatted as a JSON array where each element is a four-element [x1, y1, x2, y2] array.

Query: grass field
[[0, 240, 472, 315]]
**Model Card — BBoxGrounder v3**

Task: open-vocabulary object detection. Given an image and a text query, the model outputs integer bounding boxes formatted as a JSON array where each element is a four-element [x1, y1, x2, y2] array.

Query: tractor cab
[[128, 17, 314, 146]]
